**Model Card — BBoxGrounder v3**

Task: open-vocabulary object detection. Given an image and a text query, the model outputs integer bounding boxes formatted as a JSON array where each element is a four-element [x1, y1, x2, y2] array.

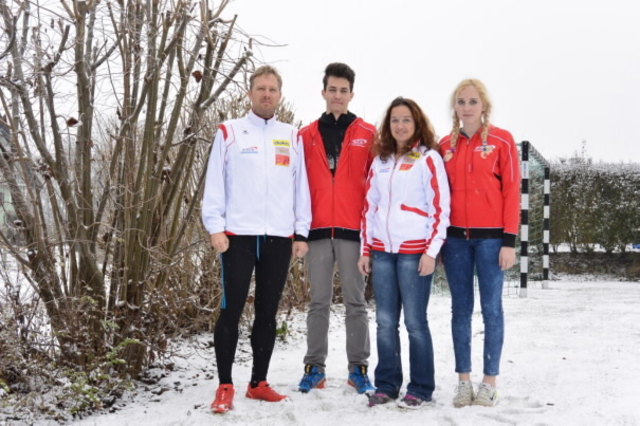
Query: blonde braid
[[450, 115, 461, 149], [480, 110, 491, 146]]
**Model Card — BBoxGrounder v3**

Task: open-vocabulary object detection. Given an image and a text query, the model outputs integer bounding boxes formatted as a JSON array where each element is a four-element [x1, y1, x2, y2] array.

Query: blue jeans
[[371, 251, 435, 400], [443, 237, 504, 376]]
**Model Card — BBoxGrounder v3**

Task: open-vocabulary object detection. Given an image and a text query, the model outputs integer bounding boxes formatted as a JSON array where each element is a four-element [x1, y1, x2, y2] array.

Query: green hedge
[[550, 160, 640, 253]]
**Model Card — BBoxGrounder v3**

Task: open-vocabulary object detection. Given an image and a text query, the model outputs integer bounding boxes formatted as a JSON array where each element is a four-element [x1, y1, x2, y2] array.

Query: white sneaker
[[453, 380, 474, 408], [473, 382, 498, 407]]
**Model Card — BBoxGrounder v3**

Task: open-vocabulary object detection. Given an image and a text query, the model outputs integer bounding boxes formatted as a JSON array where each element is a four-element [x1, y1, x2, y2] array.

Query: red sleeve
[[499, 130, 521, 237]]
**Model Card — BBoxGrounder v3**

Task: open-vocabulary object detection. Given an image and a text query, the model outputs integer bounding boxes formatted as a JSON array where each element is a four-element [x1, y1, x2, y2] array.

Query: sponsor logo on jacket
[[351, 138, 368, 147], [400, 151, 420, 170], [275, 146, 290, 166], [241, 146, 259, 154], [474, 144, 496, 158]]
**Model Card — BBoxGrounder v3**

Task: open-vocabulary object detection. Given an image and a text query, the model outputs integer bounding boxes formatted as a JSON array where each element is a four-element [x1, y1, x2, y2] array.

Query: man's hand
[[210, 232, 229, 253], [293, 241, 308, 258], [499, 246, 517, 270], [357, 255, 371, 276]]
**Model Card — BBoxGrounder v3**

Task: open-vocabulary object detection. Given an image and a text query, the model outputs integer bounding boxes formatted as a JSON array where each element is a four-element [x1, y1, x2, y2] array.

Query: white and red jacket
[[300, 118, 375, 241], [439, 125, 520, 247], [201, 111, 311, 239], [360, 144, 450, 258]]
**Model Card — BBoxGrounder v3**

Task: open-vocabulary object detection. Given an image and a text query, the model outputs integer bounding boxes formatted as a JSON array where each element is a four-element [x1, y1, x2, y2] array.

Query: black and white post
[[520, 141, 530, 298], [543, 166, 550, 289]]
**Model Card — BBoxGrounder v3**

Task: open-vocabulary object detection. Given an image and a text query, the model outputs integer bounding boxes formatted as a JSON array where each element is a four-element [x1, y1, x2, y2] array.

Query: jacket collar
[[460, 124, 496, 142], [310, 115, 361, 137], [318, 111, 357, 127], [248, 110, 277, 126]]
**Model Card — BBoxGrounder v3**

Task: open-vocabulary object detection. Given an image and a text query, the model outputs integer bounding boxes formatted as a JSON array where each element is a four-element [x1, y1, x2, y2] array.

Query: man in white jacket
[[202, 65, 311, 414]]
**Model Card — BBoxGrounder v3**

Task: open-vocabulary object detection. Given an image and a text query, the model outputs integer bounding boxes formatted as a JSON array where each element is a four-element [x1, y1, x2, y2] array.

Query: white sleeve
[[360, 160, 380, 256], [201, 128, 227, 234], [293, 132, 311, 238], [424, 151, 451, 258]]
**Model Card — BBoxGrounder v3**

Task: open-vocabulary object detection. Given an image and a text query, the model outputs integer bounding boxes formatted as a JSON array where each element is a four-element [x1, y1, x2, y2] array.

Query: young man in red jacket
[[297, 63, 376, 394]]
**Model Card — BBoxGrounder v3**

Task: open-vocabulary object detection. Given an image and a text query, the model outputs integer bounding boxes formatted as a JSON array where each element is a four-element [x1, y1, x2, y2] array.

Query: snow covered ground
[[73, 279, 640, 426]]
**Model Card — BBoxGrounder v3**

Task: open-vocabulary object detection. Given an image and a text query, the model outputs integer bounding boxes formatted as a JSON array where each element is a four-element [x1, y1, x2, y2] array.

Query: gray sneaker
[[453, 380, 475, 408], [473, 382, 498, 407], [397, 393, 430, 409], [367, 392, 394, 407]]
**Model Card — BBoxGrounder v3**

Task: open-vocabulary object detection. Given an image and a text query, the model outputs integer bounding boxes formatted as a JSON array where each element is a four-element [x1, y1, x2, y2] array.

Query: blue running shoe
[[348, 365, 375, 395], [298, 364, 326, 393]]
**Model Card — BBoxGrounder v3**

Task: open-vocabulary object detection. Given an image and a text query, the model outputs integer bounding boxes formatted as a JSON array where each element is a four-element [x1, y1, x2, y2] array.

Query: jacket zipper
[[386, 156, 398, 252], [328, 119, 356, 239], [314, 125, 336, 239], [263, 123, 269, 235], [463, 137, 470, 239], [331, 173, 335, 239]]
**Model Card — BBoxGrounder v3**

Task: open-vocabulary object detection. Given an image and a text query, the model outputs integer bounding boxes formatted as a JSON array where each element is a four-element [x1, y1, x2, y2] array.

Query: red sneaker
[[211, 384, 235, 413], [245, 381, 288, 402]]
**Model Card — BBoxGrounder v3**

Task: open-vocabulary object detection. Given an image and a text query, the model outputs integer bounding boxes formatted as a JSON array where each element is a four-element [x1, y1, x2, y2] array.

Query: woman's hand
[[499, 246, 517, 270], [357, 255, 371, 276], [418, 254, 436, 276]]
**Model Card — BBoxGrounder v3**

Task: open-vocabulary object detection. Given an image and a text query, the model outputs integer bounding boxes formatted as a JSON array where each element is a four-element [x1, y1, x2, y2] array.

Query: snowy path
[[76, 280, 640, 425]]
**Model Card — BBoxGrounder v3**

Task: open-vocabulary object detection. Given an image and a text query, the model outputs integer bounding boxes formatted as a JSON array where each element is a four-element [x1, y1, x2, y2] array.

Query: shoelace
[[217, 385, 231, 395], [351, 371, 371, 386], [214, 387, 233, 406], [453, 383, 473, 404], [360, 378, 373, 389], [476, 384, 496, 399]]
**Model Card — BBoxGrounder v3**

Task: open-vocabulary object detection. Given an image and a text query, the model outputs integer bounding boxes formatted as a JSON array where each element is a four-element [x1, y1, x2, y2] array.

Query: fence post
[[542, 165, 550, 289], [520, 141, 529, 298]]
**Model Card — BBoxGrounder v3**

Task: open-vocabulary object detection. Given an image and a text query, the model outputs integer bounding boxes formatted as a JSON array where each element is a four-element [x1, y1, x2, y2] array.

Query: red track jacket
[[439, 125, 521, 247], [300, 118, 376, 241]]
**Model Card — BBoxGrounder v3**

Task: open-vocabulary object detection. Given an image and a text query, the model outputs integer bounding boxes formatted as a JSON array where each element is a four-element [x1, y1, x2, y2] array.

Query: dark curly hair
[[375, 97, 437, 160]]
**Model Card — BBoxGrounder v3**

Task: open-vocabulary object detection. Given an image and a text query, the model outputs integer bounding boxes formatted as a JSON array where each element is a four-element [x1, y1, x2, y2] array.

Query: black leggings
[[214, 235, 292, 385]]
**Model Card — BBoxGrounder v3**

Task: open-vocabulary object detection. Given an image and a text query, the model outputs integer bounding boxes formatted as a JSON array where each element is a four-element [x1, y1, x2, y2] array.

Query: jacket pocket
[[400, 204, 430, 217], [484, 190, 503, 223]]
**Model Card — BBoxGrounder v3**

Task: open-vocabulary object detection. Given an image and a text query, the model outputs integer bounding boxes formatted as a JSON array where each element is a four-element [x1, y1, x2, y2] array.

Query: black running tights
[[214, 235, 292, 385]]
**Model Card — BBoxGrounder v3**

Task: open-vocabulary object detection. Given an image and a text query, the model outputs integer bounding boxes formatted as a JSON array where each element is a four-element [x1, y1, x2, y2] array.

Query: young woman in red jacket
[[439, 79, 520, 408]]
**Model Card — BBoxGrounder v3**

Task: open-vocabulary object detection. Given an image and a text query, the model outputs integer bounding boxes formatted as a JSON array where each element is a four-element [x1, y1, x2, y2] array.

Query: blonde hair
[[250, 65, 283, 90], [449, 79, 492, 149]]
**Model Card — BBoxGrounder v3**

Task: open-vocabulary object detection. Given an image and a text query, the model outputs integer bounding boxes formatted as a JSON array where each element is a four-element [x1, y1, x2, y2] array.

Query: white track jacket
[[361, 145, 450, 258], [202, 111, 311, 238]]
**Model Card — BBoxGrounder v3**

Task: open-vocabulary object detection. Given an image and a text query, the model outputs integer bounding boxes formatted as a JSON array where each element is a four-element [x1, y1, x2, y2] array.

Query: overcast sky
[[224, 0, 639, 163]]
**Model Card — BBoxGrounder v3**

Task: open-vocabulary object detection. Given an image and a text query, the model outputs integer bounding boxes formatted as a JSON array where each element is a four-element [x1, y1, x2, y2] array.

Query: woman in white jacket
[[358, 97, 450, 409]]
